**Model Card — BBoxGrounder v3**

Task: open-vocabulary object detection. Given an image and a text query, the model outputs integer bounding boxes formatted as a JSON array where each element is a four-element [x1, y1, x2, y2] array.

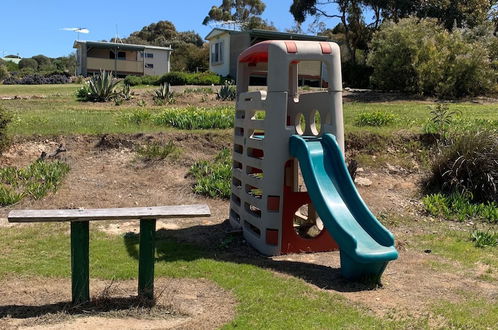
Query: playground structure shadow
[[123, 220, 380, 293]]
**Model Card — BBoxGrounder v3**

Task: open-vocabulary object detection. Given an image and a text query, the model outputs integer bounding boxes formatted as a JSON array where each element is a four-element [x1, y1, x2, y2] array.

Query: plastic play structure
[[229, 40, 398, 280]]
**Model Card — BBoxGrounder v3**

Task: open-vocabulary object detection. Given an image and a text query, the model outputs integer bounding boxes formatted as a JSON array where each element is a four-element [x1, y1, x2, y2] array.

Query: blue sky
[[0, 0, 341, 58]]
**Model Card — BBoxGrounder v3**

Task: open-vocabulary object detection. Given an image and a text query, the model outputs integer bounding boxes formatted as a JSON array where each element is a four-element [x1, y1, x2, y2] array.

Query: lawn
[[1, 84, 497, 136]]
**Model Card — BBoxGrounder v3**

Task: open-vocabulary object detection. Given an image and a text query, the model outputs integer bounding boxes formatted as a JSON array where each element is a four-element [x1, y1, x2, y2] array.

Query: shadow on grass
[[0, 296, 158, 319], [123, 220, 380, 293]]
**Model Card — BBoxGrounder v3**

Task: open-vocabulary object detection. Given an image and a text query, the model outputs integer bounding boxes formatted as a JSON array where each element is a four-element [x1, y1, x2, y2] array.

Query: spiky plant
[[121, 83, 133, 100], [153, 83, 175, 103], [86, 70, 120, 102], [216, 80, 236, 101]]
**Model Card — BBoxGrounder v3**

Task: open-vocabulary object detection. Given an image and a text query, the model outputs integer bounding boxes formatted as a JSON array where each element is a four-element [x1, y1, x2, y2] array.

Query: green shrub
[[422, 192, 498, 223], [0, 160, 70, 206], [354, 111, 396, 127], [160, 72, 189, 85], [470, 230, 498, 248], [159, 71, 221, 86], [428, 130, 498, 202], [189, 149, 231, 198], [18, 58, 38, 70], [422, 103, 460, 138], [136, 141, 180, 161], [151, 106, 233, 129], [368, 18, 497, 97], [123, 75, 143, 86]]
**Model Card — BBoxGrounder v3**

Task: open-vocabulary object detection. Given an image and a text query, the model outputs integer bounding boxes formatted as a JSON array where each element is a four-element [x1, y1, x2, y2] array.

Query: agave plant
[[120, 83, 133, 100], [86, 70, 120, 102], [153, 83, 175, 103], [216, 80, 236, 101]]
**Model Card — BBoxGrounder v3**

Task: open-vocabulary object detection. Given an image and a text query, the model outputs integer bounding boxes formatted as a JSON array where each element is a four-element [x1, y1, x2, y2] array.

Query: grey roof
[[73, 40, 172, 51], [205, 28, 329, 41]]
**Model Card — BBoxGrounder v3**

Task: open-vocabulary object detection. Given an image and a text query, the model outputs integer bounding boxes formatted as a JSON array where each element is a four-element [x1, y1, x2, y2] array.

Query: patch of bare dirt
[[0, 277, 235, 330]]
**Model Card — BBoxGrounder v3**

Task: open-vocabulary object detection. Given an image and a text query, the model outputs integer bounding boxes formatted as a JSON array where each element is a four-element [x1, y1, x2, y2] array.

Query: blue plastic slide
[[289, 134, 398, 281]]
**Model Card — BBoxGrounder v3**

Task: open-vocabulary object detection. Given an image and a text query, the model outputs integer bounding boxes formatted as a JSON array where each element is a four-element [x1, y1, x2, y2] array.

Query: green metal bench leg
[[138, 219, 156, 300], [71, 221, 90, 304]]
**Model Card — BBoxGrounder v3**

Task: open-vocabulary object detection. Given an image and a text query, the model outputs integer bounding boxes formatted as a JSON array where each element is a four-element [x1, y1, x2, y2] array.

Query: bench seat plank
[[8, 204, 210, 223]]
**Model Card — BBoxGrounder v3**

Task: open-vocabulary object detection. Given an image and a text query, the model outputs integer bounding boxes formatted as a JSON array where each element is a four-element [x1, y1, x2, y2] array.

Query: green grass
[[0, 224, 402, 329], [422, 192, 498, 223], [188, 148, 231, 199], [471, 229, 498, 248], [432, 296, 498, 329], [0, 160, 70, 206], [414, 231, 498, 271], [2, 84, 498, 136]]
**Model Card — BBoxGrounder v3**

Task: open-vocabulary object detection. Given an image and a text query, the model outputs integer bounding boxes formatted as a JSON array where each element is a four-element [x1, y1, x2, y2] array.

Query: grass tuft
[[0, 160, 70, 206], [135, 141, 180, 161], [354, 111, 397, 127], [188, 148, 231, 198], [470, 229, 498, 248]]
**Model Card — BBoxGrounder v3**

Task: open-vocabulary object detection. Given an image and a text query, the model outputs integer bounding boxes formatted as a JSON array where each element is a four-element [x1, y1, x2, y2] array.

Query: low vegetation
[[122, 106, 234, 130], [471, 229, 498, 248], [188, 148, 231, 198], [422, 192, 497, 223], [0, 160, 70, 206], [354, 110, 397, 127], [135, 141, 180, 161]]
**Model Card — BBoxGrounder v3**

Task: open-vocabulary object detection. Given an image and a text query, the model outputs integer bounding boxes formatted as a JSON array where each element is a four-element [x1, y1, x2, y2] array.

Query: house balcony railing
[[87, 57, 144, 74]]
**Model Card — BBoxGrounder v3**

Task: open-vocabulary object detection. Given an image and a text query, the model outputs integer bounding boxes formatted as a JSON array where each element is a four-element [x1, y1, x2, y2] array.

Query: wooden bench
[[8, 204, 210, 304]]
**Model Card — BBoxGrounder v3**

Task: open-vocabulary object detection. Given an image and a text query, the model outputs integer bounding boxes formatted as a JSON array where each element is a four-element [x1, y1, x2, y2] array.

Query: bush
[[428, 130, 498, 203], [2, 72, 70, 85], [188, 148, 231, 198], [342, 62, 373, 89], [368, 18, 497, 98], [124, 75, 161, 86], [18, 58, 38, 70], [354, 111, 396, 126], [159, 71, 222, 85]]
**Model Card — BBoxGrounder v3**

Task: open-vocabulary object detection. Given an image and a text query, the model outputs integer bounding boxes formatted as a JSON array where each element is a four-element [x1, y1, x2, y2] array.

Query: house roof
[[205, 28, 329, 42], [1, 57, 21, 64], [73, 40, 172, 51]]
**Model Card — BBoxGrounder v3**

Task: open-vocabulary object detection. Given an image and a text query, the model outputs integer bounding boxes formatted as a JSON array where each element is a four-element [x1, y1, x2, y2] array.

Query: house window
[[145, 63, 154, 69], [145, 53, 154, 58], [109, 51, 126, 60], [211, 41, 224, 64]]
